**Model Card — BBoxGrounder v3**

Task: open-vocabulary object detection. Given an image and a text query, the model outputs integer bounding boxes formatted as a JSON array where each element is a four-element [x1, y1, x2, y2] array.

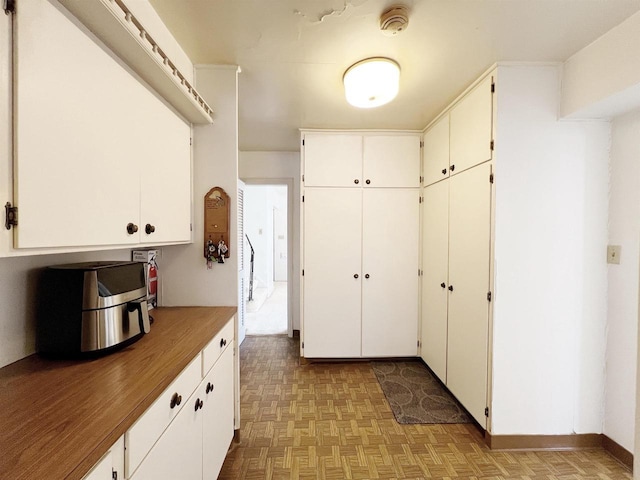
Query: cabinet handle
[[448, 285, 454, 292], [354, 179, 359, 184], [440, 282, 446, 289], [441, 168, 447, 175], [145, 223, 156, 234], [353, 274, 359, 279], [365, 179, 371, 185], [206, 382, 214, 394], [365, 274, 370, 279], [450, 165, 456, 172], [170, 392, 182, 409], [194, 398, 203, 411], [220, 338, 227, 348], [126, 223, 139, 235]]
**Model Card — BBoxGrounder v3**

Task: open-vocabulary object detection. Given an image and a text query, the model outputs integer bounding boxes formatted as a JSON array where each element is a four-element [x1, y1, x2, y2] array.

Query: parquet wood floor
[[219, 335, 631, 480]]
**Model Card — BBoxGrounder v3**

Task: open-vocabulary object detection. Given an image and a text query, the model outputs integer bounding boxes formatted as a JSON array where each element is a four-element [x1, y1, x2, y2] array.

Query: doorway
[[243, 184, 289, 335]]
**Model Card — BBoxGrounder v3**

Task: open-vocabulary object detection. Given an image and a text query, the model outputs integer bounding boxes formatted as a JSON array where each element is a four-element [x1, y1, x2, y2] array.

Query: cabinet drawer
[[125, 353, 201, 478], [202, 318, 234, 376]]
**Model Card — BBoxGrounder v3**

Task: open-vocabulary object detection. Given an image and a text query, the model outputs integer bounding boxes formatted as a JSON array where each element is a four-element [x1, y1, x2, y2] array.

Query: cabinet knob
[[145, 223, 156, 234], [206, 382, 214, 394], [126, 223, 138, 235], [441, 168, 447, 175], [354, 274, 359, 279], [365, 274, 370, 279], [194, 398, 203, 411], [170, 392, 182, 409], [365, 179, 371, 185], [448, 285, 454, 292], [220, 338, 227, 348], [450, 165, 456, 172], [354, 179, 359, 184], [440, 282, 446, 289]]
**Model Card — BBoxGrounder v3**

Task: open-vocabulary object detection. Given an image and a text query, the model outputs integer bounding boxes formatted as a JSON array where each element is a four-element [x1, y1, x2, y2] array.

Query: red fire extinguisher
[[148, 254, 158, 298]]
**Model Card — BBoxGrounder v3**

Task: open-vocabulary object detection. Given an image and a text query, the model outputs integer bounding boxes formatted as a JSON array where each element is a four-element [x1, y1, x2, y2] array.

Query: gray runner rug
[[372, 360, 472, 424]]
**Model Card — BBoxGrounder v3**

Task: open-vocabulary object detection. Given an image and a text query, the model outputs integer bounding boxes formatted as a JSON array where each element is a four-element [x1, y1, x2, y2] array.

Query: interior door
[[361, 188, 420, 356], [446, 163, 492, 426], [303, 134, 362, 187], [449, 75, 493, 175], [423, 115, 450, 187], [303, 188, 362, 357], [421, 179, 450, 382]]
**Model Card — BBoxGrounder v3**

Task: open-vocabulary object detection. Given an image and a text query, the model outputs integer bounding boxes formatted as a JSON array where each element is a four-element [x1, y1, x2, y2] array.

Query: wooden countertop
[[0, 306, 236, 480]]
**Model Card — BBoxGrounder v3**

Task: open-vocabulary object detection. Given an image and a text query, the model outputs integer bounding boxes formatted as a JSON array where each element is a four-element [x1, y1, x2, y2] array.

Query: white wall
[[561, 11, 640, 119], [161, 66, 239, 307], [491, 65, 610, 435], [239, 151, 301, 331], [607, 109, 640, 453], [0, 249, 131, 368]]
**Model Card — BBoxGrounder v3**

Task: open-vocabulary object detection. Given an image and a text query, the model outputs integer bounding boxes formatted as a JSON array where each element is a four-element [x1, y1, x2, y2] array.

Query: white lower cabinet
[[420, 163, 492, 427], [126, 323, 235, 480], [302, 187, 419, 358], [83, 436, 124, 480]]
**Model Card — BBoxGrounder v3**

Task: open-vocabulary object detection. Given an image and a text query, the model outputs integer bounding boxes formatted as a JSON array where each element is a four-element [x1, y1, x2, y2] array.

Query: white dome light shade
[[343, 58, 400, 108]]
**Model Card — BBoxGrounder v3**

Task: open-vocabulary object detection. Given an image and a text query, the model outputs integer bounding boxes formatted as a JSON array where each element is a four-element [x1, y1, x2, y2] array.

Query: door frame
[[240, 179, 294, 337]]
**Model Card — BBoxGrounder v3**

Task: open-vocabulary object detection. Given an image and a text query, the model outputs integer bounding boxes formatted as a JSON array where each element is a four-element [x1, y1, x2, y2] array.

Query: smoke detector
[[380, 5, 409, 36]]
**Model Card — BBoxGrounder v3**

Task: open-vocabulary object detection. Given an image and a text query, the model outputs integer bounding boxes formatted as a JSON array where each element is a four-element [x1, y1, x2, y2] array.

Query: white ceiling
[[148, 0, 640, 151]]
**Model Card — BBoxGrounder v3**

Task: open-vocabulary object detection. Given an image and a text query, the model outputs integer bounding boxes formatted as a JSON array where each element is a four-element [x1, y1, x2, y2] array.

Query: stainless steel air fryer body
[[37, 261, 151, 357]]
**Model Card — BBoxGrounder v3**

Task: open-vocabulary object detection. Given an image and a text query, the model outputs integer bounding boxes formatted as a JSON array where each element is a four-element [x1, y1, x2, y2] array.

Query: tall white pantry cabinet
[[300, 133, 422, 359]]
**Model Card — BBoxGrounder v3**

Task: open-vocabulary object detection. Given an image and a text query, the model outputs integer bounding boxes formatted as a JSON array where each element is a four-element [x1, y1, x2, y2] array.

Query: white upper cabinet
[[12, 0, 192, 250], [303, 133, 421, 188], [449, 75, 494, 175], [303, 134, 362, 187], [363, 135, 421, 187], [423, 115, 450, 187]]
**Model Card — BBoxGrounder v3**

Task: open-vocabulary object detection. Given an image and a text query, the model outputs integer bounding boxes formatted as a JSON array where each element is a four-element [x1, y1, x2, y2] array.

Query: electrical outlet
[[607, 245, 621, 265]]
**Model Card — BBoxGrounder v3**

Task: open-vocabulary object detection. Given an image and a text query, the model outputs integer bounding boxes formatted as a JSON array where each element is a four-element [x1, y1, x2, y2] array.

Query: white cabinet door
[[202, 344, 235, 480], [130, 390, 203, 480], [82, 451, 112, 480], [140, 123, 192, 244], [363, 136, 421, 187], [303, 188, 362, 357], [447, 163, 492, 426], [420, 180, 449, 382], [361, 189, 419, 356], [449, 75, 493, 175], [423, 115, 450, 187], [303, 134, 362, 187]]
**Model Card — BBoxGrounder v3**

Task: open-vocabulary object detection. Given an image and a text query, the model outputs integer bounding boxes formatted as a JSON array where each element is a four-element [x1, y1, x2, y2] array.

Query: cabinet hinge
[[490, 139, 494, 151], [419, 175, 424, 183], [491, 80, 495, 93], [417, 340, 421, 347], [302, 195, 304, 202], [302, 138, 305, 146], [420, 140, 424, 148], [487, 291, 492, 302], [302, 341, 304, 349], [302, 269, 304, 276], [418, 269, 423, 277], [485, 407, 490, 417], [490, 173, 494, 184], [4, 0, 15, 14], [5, 202, 17, 230], [302, 174, 305, 182], [112, 469, 118, 480], [419, 196, 423, 204]]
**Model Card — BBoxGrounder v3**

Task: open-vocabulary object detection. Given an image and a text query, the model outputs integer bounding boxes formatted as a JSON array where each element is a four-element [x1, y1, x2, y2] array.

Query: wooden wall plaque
[[204, 187, 230, 261]]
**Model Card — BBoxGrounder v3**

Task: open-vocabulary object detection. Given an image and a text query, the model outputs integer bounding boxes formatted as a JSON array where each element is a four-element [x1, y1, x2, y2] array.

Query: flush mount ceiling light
[[343, 57, 400, 109]]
